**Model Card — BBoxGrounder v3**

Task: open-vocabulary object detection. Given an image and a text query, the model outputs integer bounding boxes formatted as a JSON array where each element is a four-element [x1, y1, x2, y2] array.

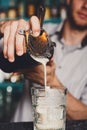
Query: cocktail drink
[[31, 87, 66, 130]]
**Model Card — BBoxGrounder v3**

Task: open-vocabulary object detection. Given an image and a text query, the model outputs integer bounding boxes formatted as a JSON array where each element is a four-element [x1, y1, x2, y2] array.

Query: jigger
[[23, 6, 56, 59]]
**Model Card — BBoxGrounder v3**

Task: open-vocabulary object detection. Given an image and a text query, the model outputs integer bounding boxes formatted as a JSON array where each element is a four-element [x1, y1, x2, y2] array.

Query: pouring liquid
[[30, 54, 49, 89]]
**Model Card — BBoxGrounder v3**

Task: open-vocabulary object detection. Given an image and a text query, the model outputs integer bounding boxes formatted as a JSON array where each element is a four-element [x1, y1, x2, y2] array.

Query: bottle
[[7, 0, 17, 19], [0, 8, 7, 20], [25, 0, 36, 18], [50, 0, 59, 18], [44, 0, 51, 20], [60, 3, 67, 21], [10, 72, 23, 83], [17, 0, 25, 18]]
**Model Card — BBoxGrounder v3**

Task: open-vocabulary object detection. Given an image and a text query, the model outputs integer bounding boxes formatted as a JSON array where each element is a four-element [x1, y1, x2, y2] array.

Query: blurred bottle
[[7, 0, 17, 19], [0, 8, 7, 20], [0, 69, 12, 83], [10, 72, 23, 83], [5, 85, 12, 119], [44, 0, 51, 20], [35, 0, 44, 15], [0, 89, 3, 106], [17, 0, 25, 18], [6, 85, 12, 104], [25, 0, 36, 18], [59, 2, 67, 21], [0, 89, 4, 120], [50, 0, 59, 18], [0, 69, 5, 83]]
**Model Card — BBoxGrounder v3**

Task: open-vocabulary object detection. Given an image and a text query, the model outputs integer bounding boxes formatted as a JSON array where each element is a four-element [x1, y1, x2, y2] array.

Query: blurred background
[[0, 0, 66, 21], [0, 0, 66, 122]]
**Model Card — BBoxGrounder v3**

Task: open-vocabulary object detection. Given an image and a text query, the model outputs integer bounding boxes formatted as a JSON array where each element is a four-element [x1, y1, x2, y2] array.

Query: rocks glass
[[31, 87, 66, 130]]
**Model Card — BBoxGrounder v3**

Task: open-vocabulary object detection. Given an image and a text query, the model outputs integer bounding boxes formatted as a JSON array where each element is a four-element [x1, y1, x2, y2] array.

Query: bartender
[[0, 1, 87, 130]]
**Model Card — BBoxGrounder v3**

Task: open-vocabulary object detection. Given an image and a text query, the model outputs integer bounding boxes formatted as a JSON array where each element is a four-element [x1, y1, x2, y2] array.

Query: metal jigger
[[25, 6, 56, 59]]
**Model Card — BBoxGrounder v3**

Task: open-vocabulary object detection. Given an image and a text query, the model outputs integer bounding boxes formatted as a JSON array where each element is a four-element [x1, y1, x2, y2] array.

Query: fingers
[[22, 65, 44, 84], [16, 19, 29, 56], [2, 21, 18, 62], [2, 19, 29, 62], [2, 16, 40, 62], [3, 21, 12, 59], [30, 16, 40, 37], [5, 21, 18, 62], [47, 59, 55, 68]]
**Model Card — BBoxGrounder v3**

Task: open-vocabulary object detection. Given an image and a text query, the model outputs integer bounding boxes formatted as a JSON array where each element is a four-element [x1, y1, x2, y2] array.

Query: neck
[[62, 20, 87, 45]]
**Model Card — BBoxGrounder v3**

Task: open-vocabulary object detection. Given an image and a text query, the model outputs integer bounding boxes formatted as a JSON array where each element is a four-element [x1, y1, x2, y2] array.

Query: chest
[[54, 41, 87, 98]]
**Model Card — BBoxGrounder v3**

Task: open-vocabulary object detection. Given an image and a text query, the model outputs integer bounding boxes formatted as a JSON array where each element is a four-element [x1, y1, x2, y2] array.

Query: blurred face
[[67, 0, 87, 30]]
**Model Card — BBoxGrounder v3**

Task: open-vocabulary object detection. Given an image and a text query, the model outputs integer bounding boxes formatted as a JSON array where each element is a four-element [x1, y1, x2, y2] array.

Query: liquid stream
[[31, 55, 49, 89]]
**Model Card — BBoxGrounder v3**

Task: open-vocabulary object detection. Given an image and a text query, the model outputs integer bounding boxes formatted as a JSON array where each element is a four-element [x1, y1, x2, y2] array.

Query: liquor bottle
[[7, 0, 17, 19], [5, 85, 12, 120], [10, 72, 23, 83], [44, 0, 51, 20], [25, 0, 36, 18], [17, 0, 25, 18], [59, 2, 67, 21], [0, 8, 7, 20], [50, 0, 59, 18], [0, 69, 5, 83], [0, 89, 4, 120]]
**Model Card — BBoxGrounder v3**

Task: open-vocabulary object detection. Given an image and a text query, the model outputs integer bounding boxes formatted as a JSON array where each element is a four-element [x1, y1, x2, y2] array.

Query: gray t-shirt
[[44, 22, 87, 105]]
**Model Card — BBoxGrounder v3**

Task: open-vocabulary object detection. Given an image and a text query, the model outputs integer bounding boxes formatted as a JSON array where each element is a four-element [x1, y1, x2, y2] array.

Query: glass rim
[[31, 86, 67, 95]]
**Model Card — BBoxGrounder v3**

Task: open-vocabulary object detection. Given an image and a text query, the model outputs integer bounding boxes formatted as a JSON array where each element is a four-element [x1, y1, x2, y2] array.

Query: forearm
[[54, 77, 87, 120], [66, 92, 87, 120]]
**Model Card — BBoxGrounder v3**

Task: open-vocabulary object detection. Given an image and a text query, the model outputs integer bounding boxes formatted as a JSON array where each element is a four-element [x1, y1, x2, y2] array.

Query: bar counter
[[0, 120, 87, 130]]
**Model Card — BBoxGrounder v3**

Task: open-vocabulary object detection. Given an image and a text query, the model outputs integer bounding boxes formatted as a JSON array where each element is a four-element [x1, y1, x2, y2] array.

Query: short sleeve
[[80, 84, 87, 105]]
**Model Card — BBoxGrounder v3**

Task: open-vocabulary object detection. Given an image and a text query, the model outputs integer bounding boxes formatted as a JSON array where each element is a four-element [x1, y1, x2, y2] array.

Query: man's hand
[[22, 59, 64, 89], [0, 16, 40, 62]]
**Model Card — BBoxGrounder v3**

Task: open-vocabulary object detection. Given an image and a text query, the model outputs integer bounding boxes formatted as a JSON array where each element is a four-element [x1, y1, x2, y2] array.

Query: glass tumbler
[[31, 87, 66, 130]]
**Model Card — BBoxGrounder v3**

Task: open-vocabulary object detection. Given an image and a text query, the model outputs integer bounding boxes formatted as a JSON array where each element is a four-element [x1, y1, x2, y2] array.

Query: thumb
[[29, 16, 40, 37], [47, 58, 55, 66]]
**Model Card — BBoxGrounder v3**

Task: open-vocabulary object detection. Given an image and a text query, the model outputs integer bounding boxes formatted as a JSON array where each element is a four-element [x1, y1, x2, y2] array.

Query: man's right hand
[[0, 16, 40, 62]]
